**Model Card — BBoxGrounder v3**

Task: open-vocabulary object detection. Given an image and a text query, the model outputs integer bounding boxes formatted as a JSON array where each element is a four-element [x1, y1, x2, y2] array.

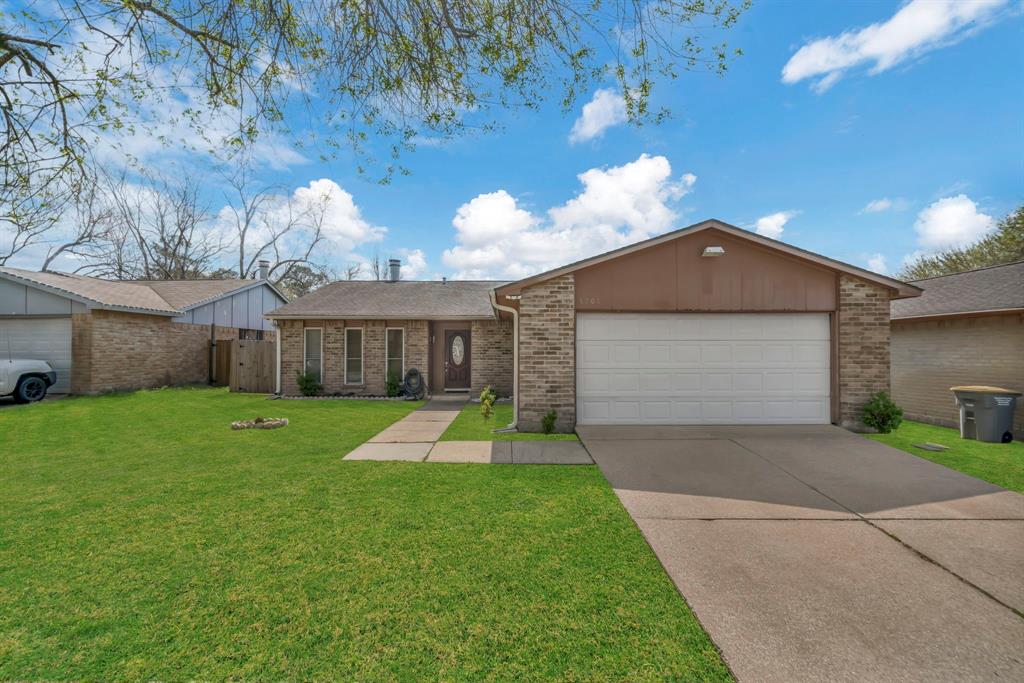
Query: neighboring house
[[891, 261, 1024, 433], [269, 220, 920, 432], [0, 264, 286, 394]]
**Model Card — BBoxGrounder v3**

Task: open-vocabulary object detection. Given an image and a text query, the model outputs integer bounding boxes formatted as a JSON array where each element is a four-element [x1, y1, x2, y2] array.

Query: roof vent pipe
[[388, 258, 401, 282], [257, 260, 270, 279]]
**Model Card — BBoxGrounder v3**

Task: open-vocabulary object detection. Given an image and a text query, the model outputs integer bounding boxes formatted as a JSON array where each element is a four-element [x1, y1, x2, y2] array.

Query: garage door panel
[[577, 313, 830, 425], [0, 318, 72, 393]]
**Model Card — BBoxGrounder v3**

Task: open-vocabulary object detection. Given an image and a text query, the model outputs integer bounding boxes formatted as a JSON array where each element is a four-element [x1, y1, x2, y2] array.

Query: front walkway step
[[511, 441, 593, 464], [427, 441, 512, 464], [344, 442, 433, 461], [369, 421, 451, 443]]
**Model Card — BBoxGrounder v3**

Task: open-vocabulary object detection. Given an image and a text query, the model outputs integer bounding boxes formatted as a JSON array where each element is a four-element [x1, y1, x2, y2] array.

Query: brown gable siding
[[574, 228, 837, 313]]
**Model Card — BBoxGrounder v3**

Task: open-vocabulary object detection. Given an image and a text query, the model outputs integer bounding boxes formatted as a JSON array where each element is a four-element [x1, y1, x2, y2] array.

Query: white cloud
[[395, 248, 428, 279], [442, 154, 695, 279], [863, 198, 894, 213], [867, 253, 889, 274], [782, 0, 1008, 92], [214, 178, 385, 269], [913, 194, 994, 250], [568, 89, 628, 144], [754, 211, 798, 240]]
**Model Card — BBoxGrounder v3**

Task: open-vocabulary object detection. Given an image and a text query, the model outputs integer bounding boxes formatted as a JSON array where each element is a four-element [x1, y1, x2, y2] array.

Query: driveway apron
[[579, 425, 1024, 683]]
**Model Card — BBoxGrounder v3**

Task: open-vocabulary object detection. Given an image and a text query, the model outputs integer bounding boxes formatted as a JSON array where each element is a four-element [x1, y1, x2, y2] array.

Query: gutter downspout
[[274, 320, 282, 395], [489, 290, 519, 430]]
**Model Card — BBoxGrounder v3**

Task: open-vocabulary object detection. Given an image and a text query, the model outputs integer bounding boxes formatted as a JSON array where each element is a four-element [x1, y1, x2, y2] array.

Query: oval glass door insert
[[451, 336, 465, 365]]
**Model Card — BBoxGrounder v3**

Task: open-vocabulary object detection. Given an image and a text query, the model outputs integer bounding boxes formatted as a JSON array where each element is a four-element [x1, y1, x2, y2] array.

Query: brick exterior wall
[[838, 275, 892, 430], [71, 309, 236, 394], [279, 319, 429, 396], [471, 318, 513, 397], [892, 313, 1023, 433], [518, 274, 576, 432]]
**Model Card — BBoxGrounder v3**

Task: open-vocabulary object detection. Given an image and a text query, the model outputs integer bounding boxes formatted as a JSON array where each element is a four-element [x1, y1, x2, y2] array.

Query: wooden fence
[[214, 339, 275, 393]]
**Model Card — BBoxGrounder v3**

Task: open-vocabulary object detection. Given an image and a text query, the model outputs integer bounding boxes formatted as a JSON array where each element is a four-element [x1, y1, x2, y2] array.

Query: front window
[[345, 328, 363, 384], [386, 328, 404, 382], [304, 328, 322, 382]]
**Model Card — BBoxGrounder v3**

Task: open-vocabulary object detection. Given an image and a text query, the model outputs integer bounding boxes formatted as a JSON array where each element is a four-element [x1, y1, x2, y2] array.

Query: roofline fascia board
[[494, 219, 923, 299], [891, 307, 1024, 323], [0, 270, 179, 316], [264, 314, 497, 321]]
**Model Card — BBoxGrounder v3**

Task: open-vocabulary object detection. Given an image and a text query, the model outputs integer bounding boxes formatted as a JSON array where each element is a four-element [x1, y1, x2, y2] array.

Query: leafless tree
[[76, 172, 225, 280], [41, 175, 115, 271], [343, 262, 363, 280], [219, 160, 330, 284]]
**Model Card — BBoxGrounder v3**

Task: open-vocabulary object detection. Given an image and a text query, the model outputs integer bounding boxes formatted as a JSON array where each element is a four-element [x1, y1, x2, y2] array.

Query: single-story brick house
[[269, 220, 921, 432], [0, 265, 286, 394], [891, 260, 1023, 433]]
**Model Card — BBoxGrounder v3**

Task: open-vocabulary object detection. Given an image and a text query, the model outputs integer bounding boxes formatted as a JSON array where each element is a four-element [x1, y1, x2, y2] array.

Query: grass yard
[[0, 388, 727, 681], [867, 420, 1024, 493], [440, 402, 580, 441]]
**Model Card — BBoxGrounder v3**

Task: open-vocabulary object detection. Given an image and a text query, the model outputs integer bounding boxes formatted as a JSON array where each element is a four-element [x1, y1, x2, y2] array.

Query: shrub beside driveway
[[0, 387, 729, 681]]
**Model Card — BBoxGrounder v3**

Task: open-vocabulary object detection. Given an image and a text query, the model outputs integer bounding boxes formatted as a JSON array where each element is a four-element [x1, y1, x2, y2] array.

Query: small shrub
[[541, 409, 557, 434], [386, 371, 402, 398], [295, 371, 321, 397], [862, 391, 903, 433], [480, 385, 497, 420]]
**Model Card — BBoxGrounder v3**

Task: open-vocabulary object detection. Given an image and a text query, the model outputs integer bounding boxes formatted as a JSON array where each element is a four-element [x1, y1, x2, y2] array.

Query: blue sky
[[13, 0, 1024, 280]]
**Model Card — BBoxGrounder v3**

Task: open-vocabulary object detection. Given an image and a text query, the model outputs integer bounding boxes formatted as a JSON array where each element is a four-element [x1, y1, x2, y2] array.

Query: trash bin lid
[[950, 385, 1023, 396]]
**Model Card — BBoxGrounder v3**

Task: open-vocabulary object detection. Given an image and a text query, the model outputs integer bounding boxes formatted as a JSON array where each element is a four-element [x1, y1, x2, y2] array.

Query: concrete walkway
[[344, 396, 592, 464], [579, 425, 1024, 683]]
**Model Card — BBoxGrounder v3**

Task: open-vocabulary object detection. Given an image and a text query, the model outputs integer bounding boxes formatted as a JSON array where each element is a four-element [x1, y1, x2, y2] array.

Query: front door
[[444, 330, 471, 389]]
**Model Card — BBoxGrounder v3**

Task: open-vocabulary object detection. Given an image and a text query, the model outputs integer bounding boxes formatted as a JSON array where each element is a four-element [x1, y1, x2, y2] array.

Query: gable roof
[[0, 267, 284, 316], [494, 219, 922, 299], [266, 280, 509, 319], [891, 261, 1024, 320]]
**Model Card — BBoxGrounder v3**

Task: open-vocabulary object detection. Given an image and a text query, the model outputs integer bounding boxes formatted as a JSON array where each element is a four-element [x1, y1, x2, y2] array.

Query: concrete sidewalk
[[580, 425, 1024, 683], [344, 397, 592, 464]]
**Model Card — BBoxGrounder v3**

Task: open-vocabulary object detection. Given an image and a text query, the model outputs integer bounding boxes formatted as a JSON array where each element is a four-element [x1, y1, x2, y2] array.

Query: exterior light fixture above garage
[[702, 246, 726, 257]]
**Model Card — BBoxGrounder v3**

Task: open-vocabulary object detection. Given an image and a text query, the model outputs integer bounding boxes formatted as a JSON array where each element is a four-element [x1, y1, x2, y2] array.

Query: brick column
[[518, 274, 576, 432], [471, 318, 514, 397], [838, 274, 891, 430]]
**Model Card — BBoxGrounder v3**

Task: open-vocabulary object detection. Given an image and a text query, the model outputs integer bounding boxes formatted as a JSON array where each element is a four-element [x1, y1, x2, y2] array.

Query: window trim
[[344, 326, 364, 385], [303, 326, 323, 383], [385, 326, 405, 382]]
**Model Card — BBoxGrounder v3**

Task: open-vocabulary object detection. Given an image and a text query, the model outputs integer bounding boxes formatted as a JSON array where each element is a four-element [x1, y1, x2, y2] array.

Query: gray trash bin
[[950, 386, 1021, 443]]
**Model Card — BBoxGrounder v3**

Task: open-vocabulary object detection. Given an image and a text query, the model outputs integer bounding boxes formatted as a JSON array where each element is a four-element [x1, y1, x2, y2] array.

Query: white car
[[1, 359, 57, 403]]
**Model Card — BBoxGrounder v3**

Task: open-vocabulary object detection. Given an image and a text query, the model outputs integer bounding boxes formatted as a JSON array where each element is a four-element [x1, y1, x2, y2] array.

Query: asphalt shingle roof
[[891, 261, 1024, 319], [267, 280, 509, 319], [0, 267, 267, 315]]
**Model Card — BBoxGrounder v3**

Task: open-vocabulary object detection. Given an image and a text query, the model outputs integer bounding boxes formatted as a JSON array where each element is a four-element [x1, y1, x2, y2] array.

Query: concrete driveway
[[578, 425, 1024, 683]]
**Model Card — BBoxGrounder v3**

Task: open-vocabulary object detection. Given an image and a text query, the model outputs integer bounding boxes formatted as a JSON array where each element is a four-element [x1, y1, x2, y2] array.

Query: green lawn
[[0, 388, 727, 681], [867, 420, 1024, 493], [440, 403, 580, 441]]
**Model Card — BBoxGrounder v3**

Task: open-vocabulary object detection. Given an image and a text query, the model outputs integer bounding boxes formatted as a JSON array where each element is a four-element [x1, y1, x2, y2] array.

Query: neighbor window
[[345, 328, 363, 384], [239, 328, 264, 341], [303, 328, 322, 383], [386, 328, 404, 382]]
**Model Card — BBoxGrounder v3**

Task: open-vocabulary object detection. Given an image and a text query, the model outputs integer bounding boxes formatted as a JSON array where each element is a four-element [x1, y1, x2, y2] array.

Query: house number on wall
[[578, 296, 600, 306]]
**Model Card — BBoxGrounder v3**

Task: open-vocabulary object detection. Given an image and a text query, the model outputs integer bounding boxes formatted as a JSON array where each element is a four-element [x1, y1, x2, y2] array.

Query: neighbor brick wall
[[892, 313, 1023, 433], [278, 318, 429, 396], [72, 309, 235, 394], [518, 274, 576, 432], [471, 318, 513, 397], [838, 275, 891, 429]]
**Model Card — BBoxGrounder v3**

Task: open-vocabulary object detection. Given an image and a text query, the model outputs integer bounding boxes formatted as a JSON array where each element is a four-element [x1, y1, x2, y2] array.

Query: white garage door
[[576, 313, 831, 425], [0, 318, 72, 393]]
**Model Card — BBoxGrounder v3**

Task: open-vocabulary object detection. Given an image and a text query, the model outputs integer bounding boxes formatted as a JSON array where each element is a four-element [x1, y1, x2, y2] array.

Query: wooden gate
[[214, 339, 275, 393]]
